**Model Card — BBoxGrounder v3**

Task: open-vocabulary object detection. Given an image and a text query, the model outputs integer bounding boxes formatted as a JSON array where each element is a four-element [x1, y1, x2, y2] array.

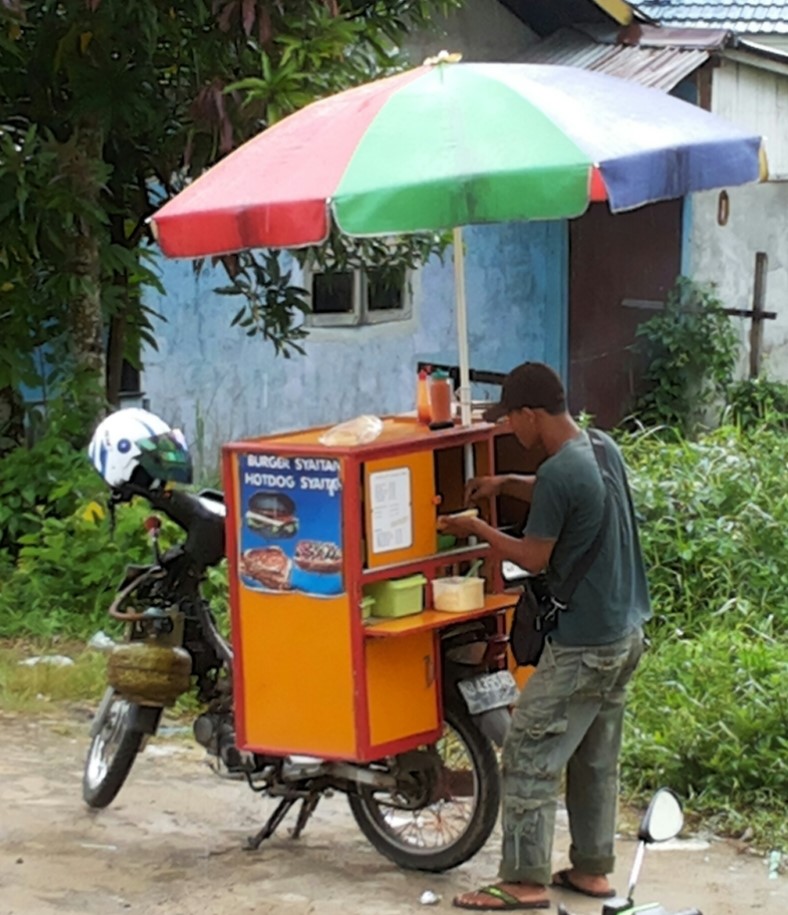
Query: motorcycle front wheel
[[83, 692, 144, 809], [347, 703, 500, 872]]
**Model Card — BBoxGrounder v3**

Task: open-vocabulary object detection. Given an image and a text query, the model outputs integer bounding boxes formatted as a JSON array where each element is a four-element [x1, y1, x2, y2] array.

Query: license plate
[[457, 670, 519, 715]]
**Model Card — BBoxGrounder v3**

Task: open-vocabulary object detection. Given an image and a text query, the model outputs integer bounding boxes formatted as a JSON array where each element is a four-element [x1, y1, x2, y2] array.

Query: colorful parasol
[[151, 58, 766, 422]]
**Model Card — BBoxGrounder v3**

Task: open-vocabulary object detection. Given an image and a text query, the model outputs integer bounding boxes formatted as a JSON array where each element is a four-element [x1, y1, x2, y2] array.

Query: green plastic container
[[360, 595, 375, 621], [437, 532, 457, 552], [364, 574, 427, 619]]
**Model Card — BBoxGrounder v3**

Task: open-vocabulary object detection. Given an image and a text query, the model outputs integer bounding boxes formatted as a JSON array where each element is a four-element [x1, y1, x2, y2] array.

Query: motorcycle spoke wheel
[[83, 694, 143, 809], [348, 705, 500, 872]]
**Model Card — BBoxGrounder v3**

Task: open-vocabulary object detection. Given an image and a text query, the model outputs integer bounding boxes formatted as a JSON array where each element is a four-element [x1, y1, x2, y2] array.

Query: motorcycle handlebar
[[115, 484, 218, 532], [114, 484, 226, 571]]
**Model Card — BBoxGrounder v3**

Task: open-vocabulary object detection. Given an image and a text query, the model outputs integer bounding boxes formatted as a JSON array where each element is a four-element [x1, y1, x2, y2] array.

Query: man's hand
[[436, 509, 480, 537], [465, 476, 502, 506]]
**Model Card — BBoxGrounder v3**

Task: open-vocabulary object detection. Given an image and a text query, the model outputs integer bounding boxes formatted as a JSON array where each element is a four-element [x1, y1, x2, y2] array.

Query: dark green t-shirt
[[524, 430, 651, 646]]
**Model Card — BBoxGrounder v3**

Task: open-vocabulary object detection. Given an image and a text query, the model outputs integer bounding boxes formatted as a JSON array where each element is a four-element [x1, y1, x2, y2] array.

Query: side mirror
[[606, 788, 687, 910], [639, 787, 684, 843]]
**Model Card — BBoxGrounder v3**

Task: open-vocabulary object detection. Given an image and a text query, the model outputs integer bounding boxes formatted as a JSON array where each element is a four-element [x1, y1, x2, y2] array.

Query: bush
[[619, 424, 788, 636], [633, 277, 739, 434], [0, 379, 105, 555], [623, 627, 788, 845], [0, 499, 154, 640], [726, 377, 788, 431], [0, 428, 101, 555], [618, 421, 788, 844]]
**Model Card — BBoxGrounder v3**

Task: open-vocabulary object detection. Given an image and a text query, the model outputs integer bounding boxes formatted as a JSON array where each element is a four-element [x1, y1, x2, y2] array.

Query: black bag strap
[[550, 429, 612, 607]]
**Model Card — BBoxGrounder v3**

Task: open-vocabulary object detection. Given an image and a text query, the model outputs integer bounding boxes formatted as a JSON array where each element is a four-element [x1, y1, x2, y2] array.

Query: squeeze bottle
[[417, 368, 432, 423], [429, 370, 454, 428]]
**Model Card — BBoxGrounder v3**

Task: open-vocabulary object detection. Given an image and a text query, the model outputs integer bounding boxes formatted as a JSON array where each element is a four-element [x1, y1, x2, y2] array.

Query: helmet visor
[[137, 430, 193, 484]]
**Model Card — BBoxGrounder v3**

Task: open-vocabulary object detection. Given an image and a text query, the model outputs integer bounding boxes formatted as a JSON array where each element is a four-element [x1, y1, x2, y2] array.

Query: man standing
[[441, 362, 651, 912]]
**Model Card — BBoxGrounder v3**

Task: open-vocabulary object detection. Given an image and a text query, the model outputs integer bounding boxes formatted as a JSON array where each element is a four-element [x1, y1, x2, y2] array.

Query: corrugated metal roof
[[635, 24, 733, 46], [522, 27, 710, 89], [635, 1, 788, 35]]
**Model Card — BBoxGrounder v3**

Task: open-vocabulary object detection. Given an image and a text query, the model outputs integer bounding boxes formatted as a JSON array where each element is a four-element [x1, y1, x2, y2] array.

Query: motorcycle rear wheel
[[347, 704, 500, 872], [83, 693, 143, 809]]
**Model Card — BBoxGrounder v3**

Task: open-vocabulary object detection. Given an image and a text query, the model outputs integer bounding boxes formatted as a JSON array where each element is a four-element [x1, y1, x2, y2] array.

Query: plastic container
[[432, 576, 485, 612], [318, 415, 383, 446], [417, 368, 432, 424], [436, 532, 457, 552], [360, 595, 375, 621], [429, 370, 453, 427], [364, 574, 427, 618]]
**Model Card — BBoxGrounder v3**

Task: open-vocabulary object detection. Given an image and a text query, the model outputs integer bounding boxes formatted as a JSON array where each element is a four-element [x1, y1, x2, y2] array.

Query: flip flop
[[452, 885, 551, 911], [550, 869, 616, 899]]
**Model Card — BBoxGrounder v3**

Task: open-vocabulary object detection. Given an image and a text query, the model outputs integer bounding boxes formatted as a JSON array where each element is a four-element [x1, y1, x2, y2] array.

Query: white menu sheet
[[370, 467, 412, 554]]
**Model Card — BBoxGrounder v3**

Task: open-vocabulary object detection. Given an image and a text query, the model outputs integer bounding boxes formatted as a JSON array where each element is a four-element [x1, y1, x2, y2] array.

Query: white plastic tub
[[432, 576, 485, 612]]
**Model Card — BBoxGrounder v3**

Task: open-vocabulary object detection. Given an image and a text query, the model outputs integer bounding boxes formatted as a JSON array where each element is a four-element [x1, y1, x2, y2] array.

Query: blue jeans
[[499, 627, 644, 885]]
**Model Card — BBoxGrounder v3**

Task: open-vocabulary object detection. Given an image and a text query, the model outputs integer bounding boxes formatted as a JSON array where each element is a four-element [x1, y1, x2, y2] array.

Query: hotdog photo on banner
[[238, 453, 344, 597]]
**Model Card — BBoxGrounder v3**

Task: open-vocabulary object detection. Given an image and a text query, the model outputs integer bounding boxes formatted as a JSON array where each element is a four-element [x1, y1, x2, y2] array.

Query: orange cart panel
[[237, 591, 357, 758], [365, 631, 439, 749], [363, 450, 436, 568]]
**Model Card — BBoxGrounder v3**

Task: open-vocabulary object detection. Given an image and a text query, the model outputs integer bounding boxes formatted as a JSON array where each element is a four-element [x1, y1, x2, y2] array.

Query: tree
[[0, 0, 460, 434]]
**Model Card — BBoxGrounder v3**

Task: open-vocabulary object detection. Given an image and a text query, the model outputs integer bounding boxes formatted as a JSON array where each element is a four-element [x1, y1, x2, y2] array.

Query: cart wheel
[[83, 693, 143, 809], [347, 703, 500, 871]]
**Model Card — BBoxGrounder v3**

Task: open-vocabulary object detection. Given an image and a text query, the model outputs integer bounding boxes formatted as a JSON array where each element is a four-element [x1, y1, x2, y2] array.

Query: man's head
[[483, 362, 567, 449]]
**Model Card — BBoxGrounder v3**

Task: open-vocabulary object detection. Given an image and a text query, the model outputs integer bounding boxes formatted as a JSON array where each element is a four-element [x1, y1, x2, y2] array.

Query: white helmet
[[88, 408, 192, 491]]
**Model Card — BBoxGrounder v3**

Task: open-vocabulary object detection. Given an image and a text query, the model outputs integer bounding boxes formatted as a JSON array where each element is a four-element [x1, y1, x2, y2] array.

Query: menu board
[[369, 467, 413, 554], [237, 453, 343, 596]]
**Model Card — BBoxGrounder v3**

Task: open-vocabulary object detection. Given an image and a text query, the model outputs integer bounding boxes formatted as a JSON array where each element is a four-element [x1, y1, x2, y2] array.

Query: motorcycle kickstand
[[245, 797, 297, 851], [290, 793, 321, 840]]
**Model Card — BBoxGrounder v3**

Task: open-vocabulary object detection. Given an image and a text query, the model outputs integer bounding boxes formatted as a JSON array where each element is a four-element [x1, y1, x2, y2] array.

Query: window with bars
[[305, 263, 412, 327]]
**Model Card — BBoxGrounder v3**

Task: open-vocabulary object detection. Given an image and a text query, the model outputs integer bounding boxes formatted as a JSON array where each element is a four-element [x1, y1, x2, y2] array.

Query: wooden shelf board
[[363, 594, 517, 638]]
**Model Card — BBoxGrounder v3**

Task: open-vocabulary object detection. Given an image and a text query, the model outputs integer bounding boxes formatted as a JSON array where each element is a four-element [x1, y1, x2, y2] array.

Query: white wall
[[683, 58, 788, 381], [714, 58, 788, 179], [688, 182, 788, 382]]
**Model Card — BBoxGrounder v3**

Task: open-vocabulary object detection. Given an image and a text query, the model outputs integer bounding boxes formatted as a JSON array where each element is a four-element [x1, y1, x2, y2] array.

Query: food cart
[[221, 413, 535, 763]]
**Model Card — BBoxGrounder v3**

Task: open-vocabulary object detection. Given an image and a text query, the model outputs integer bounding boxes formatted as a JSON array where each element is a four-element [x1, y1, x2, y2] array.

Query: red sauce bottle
[[429, 370, 453, 428], [417, 368, 432, 424]]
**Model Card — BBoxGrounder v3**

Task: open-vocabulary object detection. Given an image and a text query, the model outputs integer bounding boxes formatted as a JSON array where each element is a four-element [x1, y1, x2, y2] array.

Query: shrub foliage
[[619, 423, 787, 845]]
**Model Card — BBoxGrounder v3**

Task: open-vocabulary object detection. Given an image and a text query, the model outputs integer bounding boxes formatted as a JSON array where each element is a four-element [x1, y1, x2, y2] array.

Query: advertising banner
[[237, 453, 343, 597]]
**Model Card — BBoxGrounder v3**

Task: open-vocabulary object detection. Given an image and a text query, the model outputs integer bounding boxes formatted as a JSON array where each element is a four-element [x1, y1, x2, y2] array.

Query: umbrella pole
[[453, 226, 476, 486], [453, 226, 472, 428]]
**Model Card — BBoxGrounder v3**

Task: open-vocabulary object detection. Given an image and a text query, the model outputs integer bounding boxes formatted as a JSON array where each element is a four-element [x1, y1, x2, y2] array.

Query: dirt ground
[[0, 709, 784, 915]]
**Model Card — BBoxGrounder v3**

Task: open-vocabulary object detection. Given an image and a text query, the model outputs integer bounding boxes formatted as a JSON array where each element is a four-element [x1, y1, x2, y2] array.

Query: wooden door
[[568, 201, 682, 428]]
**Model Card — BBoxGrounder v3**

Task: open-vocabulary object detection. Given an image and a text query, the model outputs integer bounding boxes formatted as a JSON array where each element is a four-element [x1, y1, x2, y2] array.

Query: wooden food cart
[[221, 415, 532, 762]]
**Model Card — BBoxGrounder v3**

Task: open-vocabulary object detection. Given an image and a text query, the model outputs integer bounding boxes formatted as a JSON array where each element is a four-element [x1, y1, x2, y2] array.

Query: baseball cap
[[483, 362, 566, 422]]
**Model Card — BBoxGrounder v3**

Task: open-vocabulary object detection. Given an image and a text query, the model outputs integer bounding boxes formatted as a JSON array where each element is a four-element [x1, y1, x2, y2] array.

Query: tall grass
[[619, 423, 788, 846]]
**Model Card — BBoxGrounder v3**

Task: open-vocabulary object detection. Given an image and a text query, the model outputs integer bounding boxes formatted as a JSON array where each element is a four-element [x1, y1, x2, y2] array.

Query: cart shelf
[[363, 594, 517, 638], [360, 544, 491, 584]]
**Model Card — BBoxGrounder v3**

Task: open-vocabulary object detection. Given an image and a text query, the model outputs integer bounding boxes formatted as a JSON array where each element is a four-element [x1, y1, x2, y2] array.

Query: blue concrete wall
[[140, 219, 568, 472]]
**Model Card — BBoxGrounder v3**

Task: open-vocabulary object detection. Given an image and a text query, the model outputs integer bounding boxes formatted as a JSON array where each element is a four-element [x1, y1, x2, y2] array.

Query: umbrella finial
[[423, 49, 462, 67]]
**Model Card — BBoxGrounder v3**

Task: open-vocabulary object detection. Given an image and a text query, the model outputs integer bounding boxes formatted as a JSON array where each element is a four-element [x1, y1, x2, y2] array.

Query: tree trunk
[[106, 311, 126, 407], [68, 120, 106, 419], [0, 386, 25, 455]]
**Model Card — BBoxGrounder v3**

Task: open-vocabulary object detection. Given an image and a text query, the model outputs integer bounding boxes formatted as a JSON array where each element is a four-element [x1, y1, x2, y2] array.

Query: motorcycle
[[83, 482, 516, 872], [558, 787, 702, 915]]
